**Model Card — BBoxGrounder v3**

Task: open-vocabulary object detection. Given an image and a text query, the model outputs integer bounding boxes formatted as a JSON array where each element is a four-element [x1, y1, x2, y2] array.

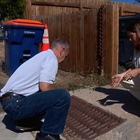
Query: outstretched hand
[[111, 69, 132, 87], [111, 73, 124, 87]]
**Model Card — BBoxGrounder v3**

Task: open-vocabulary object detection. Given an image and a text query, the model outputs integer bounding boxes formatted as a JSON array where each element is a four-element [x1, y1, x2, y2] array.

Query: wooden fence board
[[103, 5, 119, 77], [84, 9, 97, 74], [71, 12, 79, 72], [79, 11, 85, 73], [113, 5, 119, 75], [60, 14, 69, 70], [84, 10, 91, 73], [56, 15, 62, 39], [104, 5, 114, 77], [49, 17, 54, 43], [67, 14, 72, 72], [26, 0, 32, 19], [65, 14, 72, 71]]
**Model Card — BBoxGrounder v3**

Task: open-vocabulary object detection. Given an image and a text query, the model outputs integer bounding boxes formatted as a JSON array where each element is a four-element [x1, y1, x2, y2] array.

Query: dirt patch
[[0, 42, 7, 88], [55, 70, 94, 90], [0, 68, 96, 91]]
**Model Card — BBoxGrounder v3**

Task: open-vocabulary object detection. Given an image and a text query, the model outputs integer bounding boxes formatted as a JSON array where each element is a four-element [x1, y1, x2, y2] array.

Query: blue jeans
[[1, 89, 71, 135]]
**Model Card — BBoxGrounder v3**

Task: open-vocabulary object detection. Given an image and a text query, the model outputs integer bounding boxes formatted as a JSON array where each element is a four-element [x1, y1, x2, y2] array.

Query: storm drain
[[62, 96, 125, 140]]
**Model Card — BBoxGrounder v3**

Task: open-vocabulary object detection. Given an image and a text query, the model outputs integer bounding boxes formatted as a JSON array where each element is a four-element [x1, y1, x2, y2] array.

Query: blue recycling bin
[[3, 19, 44, 76]]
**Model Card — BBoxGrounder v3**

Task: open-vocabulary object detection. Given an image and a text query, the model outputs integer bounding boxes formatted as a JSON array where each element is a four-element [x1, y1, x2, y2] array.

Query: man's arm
[[39, 82, 55, 91]]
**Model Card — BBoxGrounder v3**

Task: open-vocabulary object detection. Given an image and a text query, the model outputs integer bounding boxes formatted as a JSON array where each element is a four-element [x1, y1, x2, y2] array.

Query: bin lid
[[3, 19, 44, 27]]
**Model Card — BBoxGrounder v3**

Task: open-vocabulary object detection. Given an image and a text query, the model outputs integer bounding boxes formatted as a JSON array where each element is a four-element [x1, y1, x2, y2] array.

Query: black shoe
[[15, 125, 40, 132], [15, 120, 42, 132], [35, 133, 61, 140]]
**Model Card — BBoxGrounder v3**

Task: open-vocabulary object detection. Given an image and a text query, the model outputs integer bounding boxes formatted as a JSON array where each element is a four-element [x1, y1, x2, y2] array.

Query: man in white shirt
[[0, 38, 70, 140]]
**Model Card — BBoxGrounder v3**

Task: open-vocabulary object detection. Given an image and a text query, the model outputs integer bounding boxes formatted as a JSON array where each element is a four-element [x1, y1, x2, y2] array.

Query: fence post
[[79, 11, 85, 73], [103, 4, 119, 78], [26, 0, 32, 19]]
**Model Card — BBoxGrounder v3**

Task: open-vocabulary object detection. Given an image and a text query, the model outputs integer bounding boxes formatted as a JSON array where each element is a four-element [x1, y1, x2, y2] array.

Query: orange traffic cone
[[41, 24, 50, 51]]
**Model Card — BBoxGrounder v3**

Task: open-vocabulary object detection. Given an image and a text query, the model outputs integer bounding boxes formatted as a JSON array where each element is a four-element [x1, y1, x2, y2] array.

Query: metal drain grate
[[63, 96, 125, 140]]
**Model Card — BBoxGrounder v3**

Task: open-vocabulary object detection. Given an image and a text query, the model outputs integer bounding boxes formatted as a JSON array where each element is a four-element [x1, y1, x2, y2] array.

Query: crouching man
[[0, 38, 71, 140]]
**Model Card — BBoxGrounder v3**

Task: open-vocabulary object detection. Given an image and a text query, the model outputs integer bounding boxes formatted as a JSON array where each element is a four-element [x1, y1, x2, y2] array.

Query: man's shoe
[[15, 125, 40, 131], [35, 133, 61, 140], [15, 120, 42, 132]]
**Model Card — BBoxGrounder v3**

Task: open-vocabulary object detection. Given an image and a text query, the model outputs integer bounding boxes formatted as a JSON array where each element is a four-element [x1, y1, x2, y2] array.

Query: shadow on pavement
[[2, 114, 20, 133], [94, 87, 140, 117], [2, 114, 42, 133]]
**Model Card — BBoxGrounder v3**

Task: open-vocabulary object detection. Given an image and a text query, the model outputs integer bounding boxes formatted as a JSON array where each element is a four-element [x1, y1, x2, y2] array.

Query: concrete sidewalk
[[0, 85, 140, 140]]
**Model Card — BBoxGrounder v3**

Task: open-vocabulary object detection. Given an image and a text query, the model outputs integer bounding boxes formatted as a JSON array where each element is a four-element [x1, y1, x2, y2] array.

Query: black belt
[[0, 92, 20, 102]]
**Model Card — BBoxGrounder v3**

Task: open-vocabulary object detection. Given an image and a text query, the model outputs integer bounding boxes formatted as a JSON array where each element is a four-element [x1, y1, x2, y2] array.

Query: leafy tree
[[0, 0, 26, 21]]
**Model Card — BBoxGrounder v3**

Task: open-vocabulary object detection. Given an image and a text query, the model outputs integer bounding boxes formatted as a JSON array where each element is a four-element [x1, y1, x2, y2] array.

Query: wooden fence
[[38, 9, 98, 75], [26, 0, 140, 77], [26, 0, 140, 19]]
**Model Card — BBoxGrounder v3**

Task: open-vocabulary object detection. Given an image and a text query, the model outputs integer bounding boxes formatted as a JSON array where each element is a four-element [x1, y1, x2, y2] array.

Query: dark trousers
[[1, 89, 71, 135]]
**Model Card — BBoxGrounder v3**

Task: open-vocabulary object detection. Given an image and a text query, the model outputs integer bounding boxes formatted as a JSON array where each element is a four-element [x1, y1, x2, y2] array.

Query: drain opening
[[63, 96, 125, 140]]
